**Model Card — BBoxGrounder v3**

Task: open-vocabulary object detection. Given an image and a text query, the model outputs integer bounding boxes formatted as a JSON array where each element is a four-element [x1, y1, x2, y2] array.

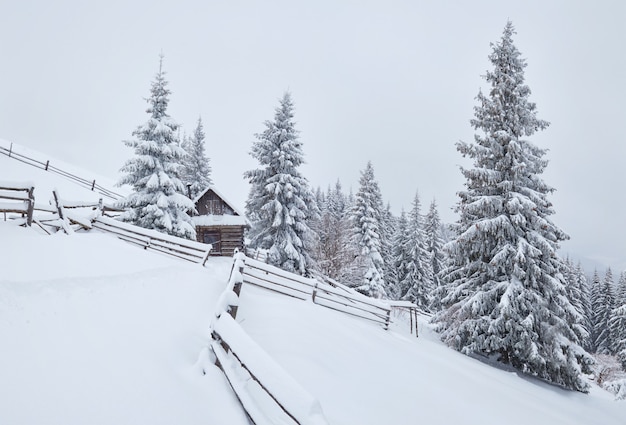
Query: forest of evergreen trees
[[116, 24, 626, 394]]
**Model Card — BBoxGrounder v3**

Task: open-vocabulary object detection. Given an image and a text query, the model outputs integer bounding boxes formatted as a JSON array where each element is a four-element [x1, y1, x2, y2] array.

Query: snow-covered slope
[[0, 223, 248, 425], [0, 139, 127, 205], [1, 222, 623, 425], [1, 141, 623, 424]]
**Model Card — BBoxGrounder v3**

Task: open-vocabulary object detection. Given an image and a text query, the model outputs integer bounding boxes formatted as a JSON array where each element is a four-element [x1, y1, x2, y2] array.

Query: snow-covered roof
[[193, 184, 247, 219], [192, 214, 248, 227]]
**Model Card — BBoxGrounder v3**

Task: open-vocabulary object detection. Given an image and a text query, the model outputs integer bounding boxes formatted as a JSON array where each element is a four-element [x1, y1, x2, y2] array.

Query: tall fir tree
[[351, 161, 386, 298], [591, 268, 616, 354], [576, 262, 593, 350], [589, 270, 603, 352], [391, 209, 411, 300], [615, 271, 626, 309], [611, 273, 626, 369], [425, 199, 446, 311], [401, 192, 433, 310], [117, 55, 195, 240], [432, 22, 591, 392], [244, 92, 318, 276], [314, 181, 357, 282], [381, 203, 398, 292], [182, 116, 212, 199]]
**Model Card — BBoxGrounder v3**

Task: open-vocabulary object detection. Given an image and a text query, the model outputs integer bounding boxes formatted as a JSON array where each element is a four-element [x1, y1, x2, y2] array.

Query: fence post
[[26, 186, 34, 227], [91, 179, 96, 191], [45, 160, 49, 171], [312, 281, 318, 303], [53, 189, 73, 234], [384, 308, 392, 330], [229, 251, 245, 319], [8, 142, 12, 158]]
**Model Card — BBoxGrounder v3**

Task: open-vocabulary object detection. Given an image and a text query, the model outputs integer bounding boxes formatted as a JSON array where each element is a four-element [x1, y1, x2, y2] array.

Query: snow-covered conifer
[[401, 192, 433, 310], [425, 199, 445, 311], [576, 262, 593, 350], [616, 271, 626, 308], [381, 203, 398, 292], [611, 273, 626, 368], [351, 161, 386, 298], [314, 181, 357, 282], [391, 210, 411, 300], [117, 56, 195, 239], [244, 92, 318, 276], [182, 117, 212, 199], [432, 21, 592, 392], [591, 268, 615, 354]]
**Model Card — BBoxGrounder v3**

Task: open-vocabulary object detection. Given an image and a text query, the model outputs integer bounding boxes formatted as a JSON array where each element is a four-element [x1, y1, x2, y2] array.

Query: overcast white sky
[[1, 1, 624, 272]]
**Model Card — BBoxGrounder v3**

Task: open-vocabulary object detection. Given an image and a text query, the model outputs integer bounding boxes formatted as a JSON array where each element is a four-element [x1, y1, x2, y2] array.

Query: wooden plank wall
[[196, 225, 245, 257]]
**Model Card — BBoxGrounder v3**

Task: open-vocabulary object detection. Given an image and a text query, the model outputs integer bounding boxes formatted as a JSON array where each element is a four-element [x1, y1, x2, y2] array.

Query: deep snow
[[1, 222, 624, 425]]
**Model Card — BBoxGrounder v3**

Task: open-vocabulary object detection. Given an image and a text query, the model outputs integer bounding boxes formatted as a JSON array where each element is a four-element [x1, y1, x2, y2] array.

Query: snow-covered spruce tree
[[314, 181, 357, 282], [381, 203, 398, 291], [117, 56, 195, 240], [351, 161, 387, 298], [592, 268, 616, 354], [425, 199, 446, 311], [610, 272, 626, 368], [563, 258, 589, 333], [589, 270, 603, 352], [432, 22, 592, 392], [576, 262, 593, 349], [182, 116, 212, 199], [401, 192, 433, 310], [572, 261, 593, 350], [391, 210, 411, 300], [244, 92, 318, 276]]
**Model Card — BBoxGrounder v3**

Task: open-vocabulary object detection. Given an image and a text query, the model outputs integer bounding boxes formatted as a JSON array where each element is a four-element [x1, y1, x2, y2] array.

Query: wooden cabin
[[191, 185, 248, 257]]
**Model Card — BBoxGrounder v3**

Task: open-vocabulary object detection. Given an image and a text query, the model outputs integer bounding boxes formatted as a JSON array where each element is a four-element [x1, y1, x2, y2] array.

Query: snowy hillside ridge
[[0, 139, 125, 201], [1, 221, 624, 425]]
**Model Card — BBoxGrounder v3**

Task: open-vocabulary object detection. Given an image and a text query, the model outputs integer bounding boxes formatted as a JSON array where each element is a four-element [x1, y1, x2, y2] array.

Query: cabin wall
[[196, 225, 245, 257]]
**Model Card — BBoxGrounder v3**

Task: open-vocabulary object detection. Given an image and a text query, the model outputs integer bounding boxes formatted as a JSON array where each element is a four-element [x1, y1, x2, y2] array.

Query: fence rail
[[92, 216, 212, 265], [209, 253, 330, 425], [0, 182, 34, 226], [0, 142, 123, 201], [242, 255, 392, 329]]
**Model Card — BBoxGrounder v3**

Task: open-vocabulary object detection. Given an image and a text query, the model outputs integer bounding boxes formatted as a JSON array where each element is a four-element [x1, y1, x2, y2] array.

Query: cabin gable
[[195, 189, 236, 216]]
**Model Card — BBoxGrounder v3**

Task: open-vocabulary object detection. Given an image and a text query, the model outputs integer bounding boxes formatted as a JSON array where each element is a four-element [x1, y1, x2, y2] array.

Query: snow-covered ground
[[1, 221, 624, 425], [2, 140, 624, 424]]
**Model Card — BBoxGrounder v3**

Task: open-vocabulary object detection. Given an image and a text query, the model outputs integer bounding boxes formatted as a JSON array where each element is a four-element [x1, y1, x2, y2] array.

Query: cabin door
[[202, 230, 221, 255]]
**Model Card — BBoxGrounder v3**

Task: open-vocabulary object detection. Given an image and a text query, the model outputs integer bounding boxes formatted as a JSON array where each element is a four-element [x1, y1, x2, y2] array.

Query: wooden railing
[[92, 216, 212, 265], [0, 182, 34, 226], [209, 253, 330, 425], [0, 141, 123, 201], [242, 256, 392, 329], [388, 301, 420, 337]]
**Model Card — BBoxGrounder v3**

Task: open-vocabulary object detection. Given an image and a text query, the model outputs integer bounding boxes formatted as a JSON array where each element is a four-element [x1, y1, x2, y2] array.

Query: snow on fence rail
[[0, 181, 34, 226], [241, 255, 393, 329], [208, 252, 330, 425], [0, 141, 123, 201], [92, 216, 212, 265]]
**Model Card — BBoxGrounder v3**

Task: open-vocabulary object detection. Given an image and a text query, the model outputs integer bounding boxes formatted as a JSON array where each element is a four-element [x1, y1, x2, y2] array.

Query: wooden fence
[[0, 141, 123, 201], [242, 255, 393, 329], [209, 253, 330, 425], [388, 301, 420, 337], [0, 182, 35, 226], [92, 216, 212, 265]]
